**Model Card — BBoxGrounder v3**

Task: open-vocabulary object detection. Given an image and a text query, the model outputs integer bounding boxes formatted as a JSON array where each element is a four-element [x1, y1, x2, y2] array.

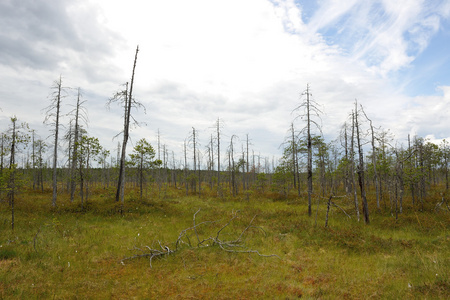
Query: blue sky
[[402, 25, 450, 96], [0, 0, 449, 165]]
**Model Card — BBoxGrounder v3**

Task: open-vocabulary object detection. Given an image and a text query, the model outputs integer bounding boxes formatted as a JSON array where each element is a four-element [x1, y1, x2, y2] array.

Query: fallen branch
[[325, 195, 351, 227], [121, 210, 279, 267], [434, 196, 450, 213]]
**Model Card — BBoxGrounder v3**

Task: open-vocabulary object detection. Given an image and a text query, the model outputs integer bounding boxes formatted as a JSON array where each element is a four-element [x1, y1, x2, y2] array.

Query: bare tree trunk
[[230, 135, 237, 197], [306, 86, 313, 217], [116, 82, 129, 203], [210, 134, 214, 190], [351, 112, 360, 221], [9, 117, 17, 230], [184, 140, 188, 196], [51, 76, 62, 207], [31, 130, 36, 190], [361, 107, 380, 210], [192, 127, 197, 193], [355, 102, 369, 224], [70, 88, 82, 202], [198, 149, 201, 197], [216, 118, 222, 197], [246, 134, 250, 191], [115, 46, 139, 203]]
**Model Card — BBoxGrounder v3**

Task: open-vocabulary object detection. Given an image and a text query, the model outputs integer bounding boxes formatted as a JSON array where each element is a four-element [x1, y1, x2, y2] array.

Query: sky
[[1, 0, 450, 167]]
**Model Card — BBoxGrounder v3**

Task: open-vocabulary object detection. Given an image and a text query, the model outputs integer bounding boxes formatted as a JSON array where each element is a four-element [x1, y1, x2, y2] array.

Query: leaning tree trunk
[[115, 46, 139, 203]]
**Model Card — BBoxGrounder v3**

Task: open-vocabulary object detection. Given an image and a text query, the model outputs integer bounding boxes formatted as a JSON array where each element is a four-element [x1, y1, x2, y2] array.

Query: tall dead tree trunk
[[306, 87, 313, 216], [70, 88, 84, 202], [115, 45, 140, 203], [9, 117, 17, 230], [246, 134, 250, 191], [355, 101, 369, 224], [44, 76, 64, 207], [350, 114, 360, 221], [192, 127, 197, 193], [361, 106, 380, 210], [184, 139, 188, 196], [293, 84, 322, 216], [216, 118, 222, 197], [229, 135, 237, 197], [116, 82, 129, 203]]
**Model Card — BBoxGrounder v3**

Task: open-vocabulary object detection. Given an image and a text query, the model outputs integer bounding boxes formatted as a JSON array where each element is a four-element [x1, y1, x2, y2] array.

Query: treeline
[[1, 48, 449, 229], [1, 85, 449, 216]]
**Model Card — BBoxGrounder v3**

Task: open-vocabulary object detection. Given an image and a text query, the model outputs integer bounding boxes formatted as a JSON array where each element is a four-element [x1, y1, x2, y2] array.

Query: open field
[[1, 187, 449, 299]]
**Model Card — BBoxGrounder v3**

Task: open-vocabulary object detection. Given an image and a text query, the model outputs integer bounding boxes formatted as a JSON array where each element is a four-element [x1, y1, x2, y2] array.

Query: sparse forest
[[1, 51, 448, 299]]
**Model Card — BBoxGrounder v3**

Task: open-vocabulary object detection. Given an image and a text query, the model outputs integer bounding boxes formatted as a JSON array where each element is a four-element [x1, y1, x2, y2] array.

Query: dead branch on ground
[[120, 209, 279, 267], [434, 196, 450, 213], [325, 195, 351, 227]]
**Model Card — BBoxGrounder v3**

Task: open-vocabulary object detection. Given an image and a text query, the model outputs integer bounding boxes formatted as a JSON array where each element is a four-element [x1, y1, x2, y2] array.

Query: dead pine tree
[[68, 88, 87, 202], [293, 84, 322, 217], [183, 138, 189, 196], [8, 117, 18, 230], [107, 45, 145, 204], [215, 118, 223, 197], [354, 100, 370, 224], [229, 135, 238, 197], [43, 75, 67, 207], [349, 113, 360, 221], [360, 105, 381, 210]]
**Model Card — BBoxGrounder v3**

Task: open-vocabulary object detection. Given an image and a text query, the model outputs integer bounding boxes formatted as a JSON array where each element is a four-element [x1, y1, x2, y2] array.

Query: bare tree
[[293, 84, 322, 216], [215, 118, 223, 197], [354, 101, 369, 224], [350, 113, 360, 221], [108, 46, 145, 203], [43, 75, 66, 207], [229, 135, 238, 197], [361, 105, 381, 210], [68, 88, 87, 202]]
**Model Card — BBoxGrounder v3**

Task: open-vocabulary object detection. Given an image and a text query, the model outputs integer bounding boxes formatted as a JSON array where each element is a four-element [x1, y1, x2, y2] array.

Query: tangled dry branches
[[120, 209, 279, 267]]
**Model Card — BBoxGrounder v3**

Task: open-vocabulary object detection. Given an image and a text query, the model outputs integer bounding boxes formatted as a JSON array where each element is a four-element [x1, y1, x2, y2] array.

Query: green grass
[[0, 186, 449, 299]]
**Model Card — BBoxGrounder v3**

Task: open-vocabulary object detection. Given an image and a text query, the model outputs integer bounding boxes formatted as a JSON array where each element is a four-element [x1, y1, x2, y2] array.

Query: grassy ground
[[0, 186, 449, 299]]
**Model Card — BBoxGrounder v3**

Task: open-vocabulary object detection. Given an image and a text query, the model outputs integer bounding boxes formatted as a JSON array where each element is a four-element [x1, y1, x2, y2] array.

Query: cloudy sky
[[1, 0, 449, 165]]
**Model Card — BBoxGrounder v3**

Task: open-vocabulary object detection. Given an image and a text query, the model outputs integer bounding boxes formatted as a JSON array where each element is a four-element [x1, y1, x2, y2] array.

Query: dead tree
[[354, 101, 369, 224], [229, 135, 238, 197], [192, 127, 197, 193], [293, 84, 322, 216], [68, 88, 87, 202], [107, 46, 145, 203], [8, 117, 17, 230], [349, 113, 360, 221], [44, 75, 66, 207], [215, 118, 223, 197], [184, 139, 189, 196], [361, 106, 381, 210]]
